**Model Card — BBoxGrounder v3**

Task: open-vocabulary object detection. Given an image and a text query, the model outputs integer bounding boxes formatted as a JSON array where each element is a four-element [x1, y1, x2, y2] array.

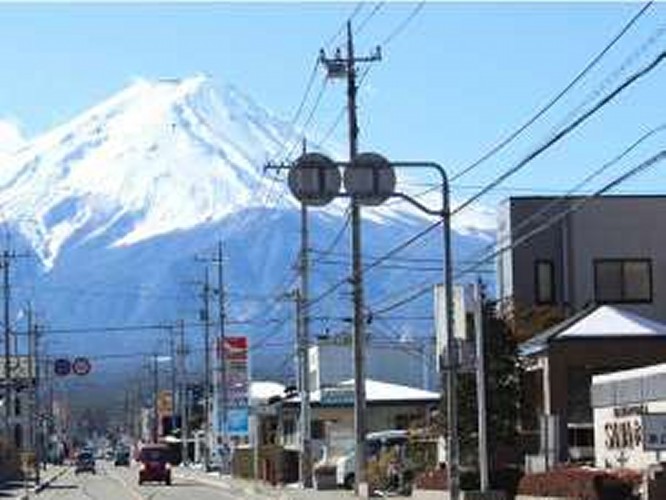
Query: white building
[[308, 336, 437, 392], [592, 363, 666, 470]]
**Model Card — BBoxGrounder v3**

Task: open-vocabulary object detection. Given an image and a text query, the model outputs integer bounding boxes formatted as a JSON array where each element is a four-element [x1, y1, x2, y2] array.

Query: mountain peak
[[0, 75, 299, 265]]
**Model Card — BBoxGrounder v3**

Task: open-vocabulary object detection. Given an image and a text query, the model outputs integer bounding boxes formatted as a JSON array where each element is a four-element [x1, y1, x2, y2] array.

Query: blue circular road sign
[[54, 358, 71, 377]]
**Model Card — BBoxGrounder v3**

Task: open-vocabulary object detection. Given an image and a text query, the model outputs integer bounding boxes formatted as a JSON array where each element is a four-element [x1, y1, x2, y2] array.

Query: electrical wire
[[453, 48, 666, 216], [372, 150, 666, 316], [380, 1, 426, 47], [450, 0, 654, 183]]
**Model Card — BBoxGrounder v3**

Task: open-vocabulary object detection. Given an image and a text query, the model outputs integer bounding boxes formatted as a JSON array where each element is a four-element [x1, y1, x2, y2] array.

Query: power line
[[453, 47, 666, 216], [380, 1, 426, 47], [372, 150, 666, 317], [450, 0, 654, 183], [355, 2, 385, 35], [466, 122, 666, 268]]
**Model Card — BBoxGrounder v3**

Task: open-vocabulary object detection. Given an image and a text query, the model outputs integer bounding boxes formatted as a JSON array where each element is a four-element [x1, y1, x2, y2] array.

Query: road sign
[[71, 357, 91, 376], [217, 336, 249, 436], [54, 358, 71, 377], [344, 152, 396, 206], [287, 152, 341, 206]]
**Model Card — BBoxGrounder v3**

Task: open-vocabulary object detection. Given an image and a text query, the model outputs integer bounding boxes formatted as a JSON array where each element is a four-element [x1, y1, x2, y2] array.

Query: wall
[[503, 196, 666, 323], [310, 341, 437, 392]]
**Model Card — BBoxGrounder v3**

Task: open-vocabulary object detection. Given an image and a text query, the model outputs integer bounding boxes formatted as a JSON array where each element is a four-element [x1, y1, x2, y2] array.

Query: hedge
[[517, 467, 642, 500]]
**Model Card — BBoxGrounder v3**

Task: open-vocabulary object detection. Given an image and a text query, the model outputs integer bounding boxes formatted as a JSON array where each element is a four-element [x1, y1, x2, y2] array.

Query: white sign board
[[434, 284, 468, 371], [0, 356, 35, 381], [643, 413, 666, 451]]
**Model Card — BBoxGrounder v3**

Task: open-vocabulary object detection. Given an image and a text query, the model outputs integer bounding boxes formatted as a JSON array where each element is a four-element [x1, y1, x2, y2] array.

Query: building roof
[[593, 362, 666, 386], [520, 305, 666, 356], [250, 380, 285, 404], [284, 378, 439, 406]]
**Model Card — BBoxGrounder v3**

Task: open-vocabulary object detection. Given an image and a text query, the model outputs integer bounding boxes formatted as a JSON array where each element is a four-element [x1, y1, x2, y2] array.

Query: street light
[[276, 153, 459, 499]]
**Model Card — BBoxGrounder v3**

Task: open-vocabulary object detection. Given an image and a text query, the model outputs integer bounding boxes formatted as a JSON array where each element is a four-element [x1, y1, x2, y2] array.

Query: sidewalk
[[173, 465, 441, 499], [0, 465, 69, 499]]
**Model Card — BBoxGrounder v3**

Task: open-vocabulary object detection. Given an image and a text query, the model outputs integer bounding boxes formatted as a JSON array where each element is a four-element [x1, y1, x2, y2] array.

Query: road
[[36, 461, 275, 500]]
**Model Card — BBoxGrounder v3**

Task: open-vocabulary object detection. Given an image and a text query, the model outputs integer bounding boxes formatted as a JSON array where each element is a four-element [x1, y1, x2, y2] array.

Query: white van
[[335, 430, 410, 490]]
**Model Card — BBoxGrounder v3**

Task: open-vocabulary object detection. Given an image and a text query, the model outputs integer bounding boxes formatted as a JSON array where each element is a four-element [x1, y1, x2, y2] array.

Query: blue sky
[[1, 2, 666, 208]]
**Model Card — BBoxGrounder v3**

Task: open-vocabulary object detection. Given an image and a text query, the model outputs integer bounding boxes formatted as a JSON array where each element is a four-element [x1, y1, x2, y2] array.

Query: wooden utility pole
[[320, 21, 380, 496], [202, 268, 212, 470]]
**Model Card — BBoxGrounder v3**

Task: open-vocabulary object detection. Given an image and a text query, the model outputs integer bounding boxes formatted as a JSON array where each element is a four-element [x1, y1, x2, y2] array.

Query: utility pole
[[33, 323, 41, 484], [26, 304, 40, 485], [474, 280, 489, 492], [177, 319, 188, 464], [298, 194, 312, 488], [202, 267, 212, 470], [169, 327, 177, 438], [320, 21, 380, 497], [213, 241, 228, 472], [2, 252, 11, 440], [152, 353, 159, 443]]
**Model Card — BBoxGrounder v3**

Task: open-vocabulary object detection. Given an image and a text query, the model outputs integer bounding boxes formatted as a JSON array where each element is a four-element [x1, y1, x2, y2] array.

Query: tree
[[437, 285, 522, 490]]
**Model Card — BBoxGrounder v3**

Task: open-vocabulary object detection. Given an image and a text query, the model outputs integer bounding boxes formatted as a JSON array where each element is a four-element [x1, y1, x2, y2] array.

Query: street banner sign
[[226, 408, 249, 436], [71, 357, 91, 376], [54, 358, 71, 377], [217, 336, 249, 436], [0, 356, 36, 380]]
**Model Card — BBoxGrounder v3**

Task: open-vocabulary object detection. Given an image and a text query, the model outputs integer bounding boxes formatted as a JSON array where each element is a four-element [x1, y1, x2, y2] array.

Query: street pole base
[[357, 481, 369, 498]]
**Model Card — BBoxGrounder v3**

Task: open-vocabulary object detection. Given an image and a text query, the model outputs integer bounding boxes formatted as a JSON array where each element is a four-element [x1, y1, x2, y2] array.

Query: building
[[591, 363, 666, 471], [498, 196, 666, 322], [308, 335, 437, 392], [269, 378, 439, 467], [520, 304, 666, 464]]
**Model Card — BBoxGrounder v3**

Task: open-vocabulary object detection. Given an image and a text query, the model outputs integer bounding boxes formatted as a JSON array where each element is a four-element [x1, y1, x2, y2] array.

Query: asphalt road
[[37, 461, 271, 500]]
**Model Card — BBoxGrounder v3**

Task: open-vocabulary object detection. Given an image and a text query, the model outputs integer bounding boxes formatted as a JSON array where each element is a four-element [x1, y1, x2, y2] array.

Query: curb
[[18, 466, 70, 498]]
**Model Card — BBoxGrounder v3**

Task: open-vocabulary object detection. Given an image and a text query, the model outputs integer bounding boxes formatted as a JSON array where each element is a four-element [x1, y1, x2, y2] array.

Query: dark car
[[138, 445, 171, 485], [75, 451, 96, 474], [114, 448, 130, 466]]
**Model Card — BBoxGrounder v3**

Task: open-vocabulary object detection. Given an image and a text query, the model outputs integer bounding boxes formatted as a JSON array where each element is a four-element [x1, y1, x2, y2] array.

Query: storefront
[[592, 363, 666, 470]]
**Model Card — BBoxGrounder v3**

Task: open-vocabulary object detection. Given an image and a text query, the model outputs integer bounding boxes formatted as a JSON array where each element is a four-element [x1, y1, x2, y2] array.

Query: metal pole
[[152, 353, 158, 443], [203, 268, 211, 470], [474, 281, 489, 492], [217, 241, 228, 473], [299, 204, 312, 488], [169, 327, 177, 437], [178, 320, 188, 464], [345, 20, 367, 497], [442, 175, 460, 500], [34, 324, 40, 484], [3, 252, 10, 440]]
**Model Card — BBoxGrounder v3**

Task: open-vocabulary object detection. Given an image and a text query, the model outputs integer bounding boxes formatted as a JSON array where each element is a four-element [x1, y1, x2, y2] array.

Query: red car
[[137, 445, 171, 485]]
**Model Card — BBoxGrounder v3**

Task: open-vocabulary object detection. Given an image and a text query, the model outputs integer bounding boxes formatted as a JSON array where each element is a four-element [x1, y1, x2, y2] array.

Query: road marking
[[104, 464, 144, 500]]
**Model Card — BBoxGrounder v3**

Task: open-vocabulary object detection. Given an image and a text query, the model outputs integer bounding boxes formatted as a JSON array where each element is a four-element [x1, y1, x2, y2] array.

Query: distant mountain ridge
[[0, 76, 495, 380]]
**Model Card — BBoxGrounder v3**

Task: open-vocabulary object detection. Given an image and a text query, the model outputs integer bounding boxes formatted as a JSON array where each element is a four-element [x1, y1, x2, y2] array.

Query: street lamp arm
[[391, 193, 443, 217]]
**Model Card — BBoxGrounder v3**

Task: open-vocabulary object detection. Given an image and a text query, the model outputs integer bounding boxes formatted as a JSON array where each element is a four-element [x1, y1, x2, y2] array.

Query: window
[[535, 260, 555, 304], [594, 259, 652, 303]]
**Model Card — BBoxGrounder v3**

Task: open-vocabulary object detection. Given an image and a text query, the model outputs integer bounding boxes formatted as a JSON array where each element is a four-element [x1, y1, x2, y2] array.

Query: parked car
[[137, 444, 171, 485], [75, 450, 96, 474], [114, 448, 131, 466]]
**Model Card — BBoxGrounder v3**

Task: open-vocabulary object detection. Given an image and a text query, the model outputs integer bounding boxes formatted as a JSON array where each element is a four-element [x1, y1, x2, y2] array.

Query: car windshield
[[139, 449, 167, 462], [78, 452, 92, 460]]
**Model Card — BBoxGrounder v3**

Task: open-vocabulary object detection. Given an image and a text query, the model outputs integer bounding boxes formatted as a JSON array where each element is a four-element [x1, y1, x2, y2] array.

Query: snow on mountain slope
[[0, 76, 306, 267], [0, 76, 496, 380]]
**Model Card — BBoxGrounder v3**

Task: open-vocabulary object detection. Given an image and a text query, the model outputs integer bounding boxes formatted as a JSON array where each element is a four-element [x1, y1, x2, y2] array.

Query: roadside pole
[[474, 281, 489, 492]]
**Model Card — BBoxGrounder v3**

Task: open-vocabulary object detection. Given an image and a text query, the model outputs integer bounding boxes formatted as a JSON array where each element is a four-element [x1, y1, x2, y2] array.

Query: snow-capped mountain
[[0, 76, 494, 378]]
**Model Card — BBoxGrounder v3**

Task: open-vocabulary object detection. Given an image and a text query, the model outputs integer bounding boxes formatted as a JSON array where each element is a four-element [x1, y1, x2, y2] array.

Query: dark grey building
[[498, 195, 666, 322]]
